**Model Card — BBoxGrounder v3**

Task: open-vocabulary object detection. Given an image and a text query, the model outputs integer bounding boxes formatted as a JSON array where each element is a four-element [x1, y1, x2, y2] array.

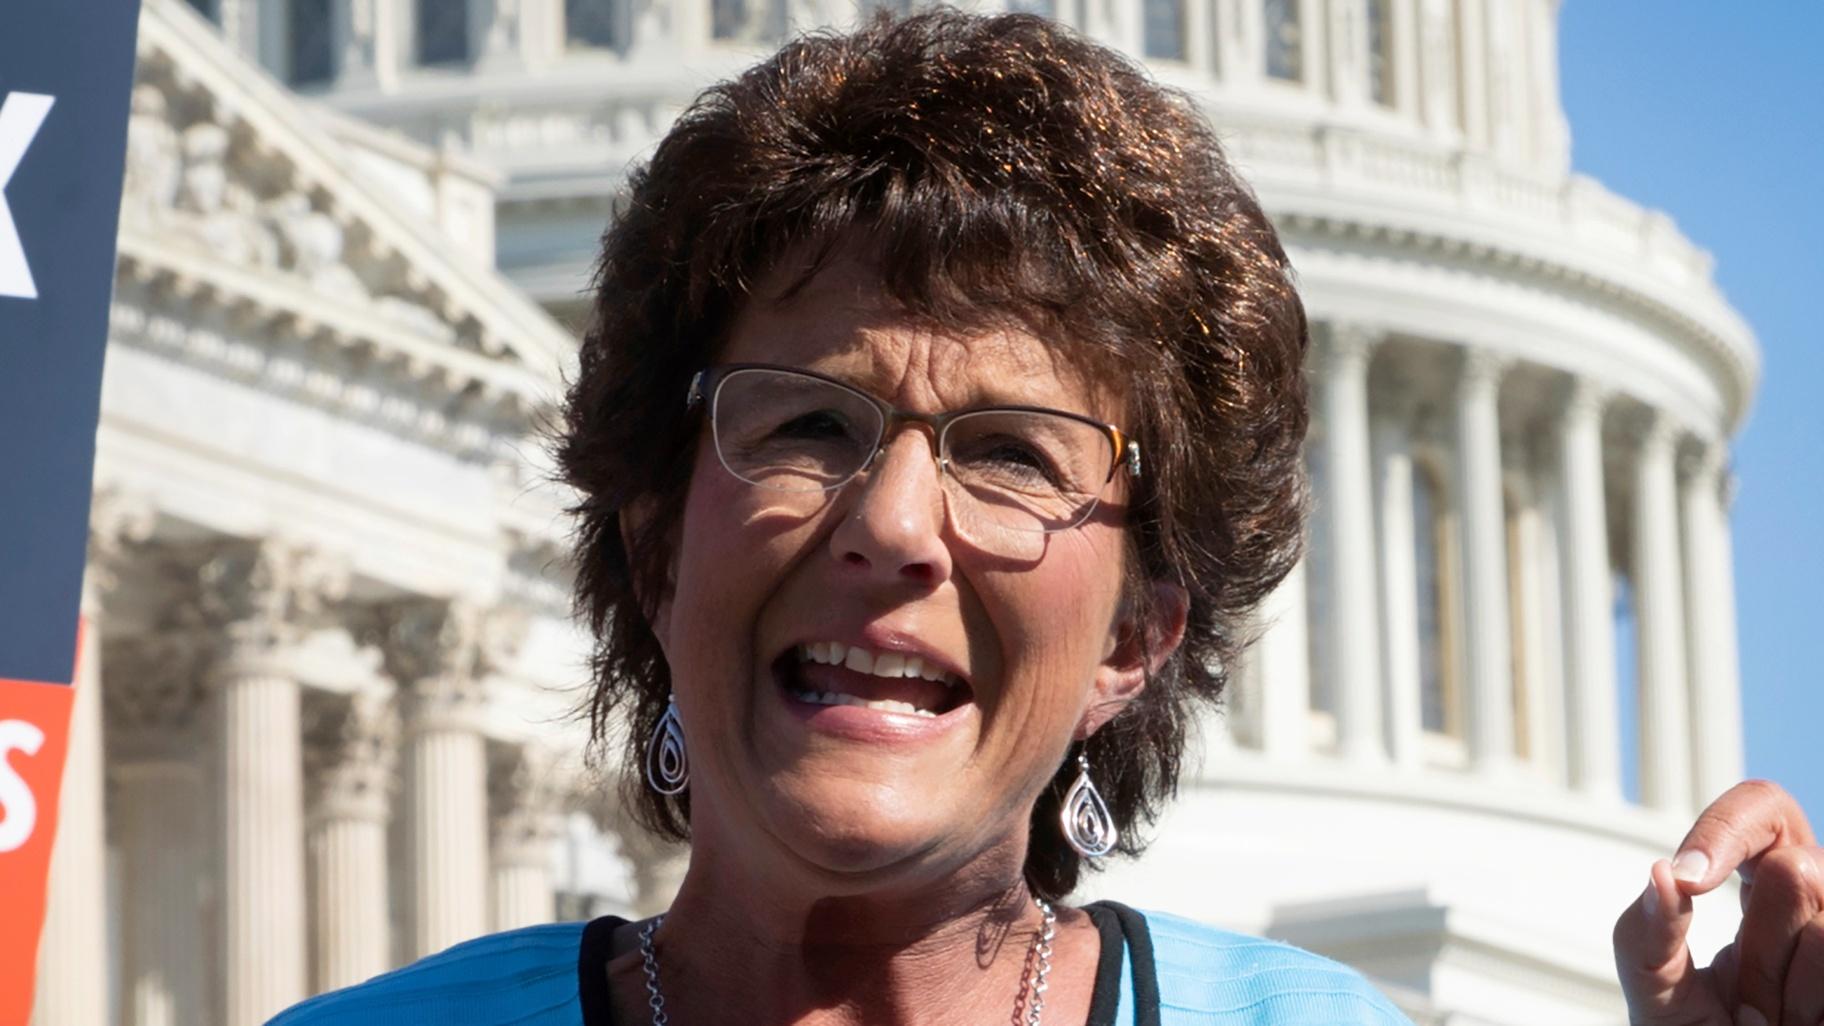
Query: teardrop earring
[[1060, 750, 1118, 858], [645, 694, 689, 795]]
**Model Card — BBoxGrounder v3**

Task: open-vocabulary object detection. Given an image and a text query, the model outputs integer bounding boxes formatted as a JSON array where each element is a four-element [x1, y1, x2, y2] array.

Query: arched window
[[288, 0, 335, 85], [1304, 439, 1334, 729], [1264, 0, 1303, 82], [1366, 0, 1394, 106], [567, 0, 626, 50], [1413, 460, 1458, 735], [1613, 570, 1642, 802], [417, 0, 470, 65], [1505, 488, 1530, 760], [1143, 0, 1186, 61]]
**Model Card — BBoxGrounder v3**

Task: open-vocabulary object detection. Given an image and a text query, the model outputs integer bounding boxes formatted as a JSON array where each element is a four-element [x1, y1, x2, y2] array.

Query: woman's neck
[[614, 838, 1086, 1026]]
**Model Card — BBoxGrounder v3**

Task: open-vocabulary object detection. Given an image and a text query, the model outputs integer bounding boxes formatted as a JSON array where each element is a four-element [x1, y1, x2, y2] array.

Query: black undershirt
[[576, 900, 1158, 1026]]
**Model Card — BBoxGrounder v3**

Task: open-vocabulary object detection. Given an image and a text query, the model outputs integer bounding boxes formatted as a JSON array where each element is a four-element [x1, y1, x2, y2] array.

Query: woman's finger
[[1670, 781, 1815, 896], [1731, 845, 1824, 1026], [1614, 859, 1706, 1020], [1779, 910, 1824, 1026]]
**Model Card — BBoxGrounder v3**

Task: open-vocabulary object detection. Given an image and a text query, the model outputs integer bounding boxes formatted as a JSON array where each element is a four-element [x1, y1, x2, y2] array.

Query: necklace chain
[[637, 897, 1058, 1026]]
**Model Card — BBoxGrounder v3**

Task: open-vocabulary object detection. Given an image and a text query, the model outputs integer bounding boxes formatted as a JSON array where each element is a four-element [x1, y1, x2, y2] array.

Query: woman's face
[[651, 254, 1171, 896]]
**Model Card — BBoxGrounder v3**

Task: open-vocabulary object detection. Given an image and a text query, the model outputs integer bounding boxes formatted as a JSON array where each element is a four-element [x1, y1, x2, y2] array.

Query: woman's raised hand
[[1613, 780, 1824, 1026]]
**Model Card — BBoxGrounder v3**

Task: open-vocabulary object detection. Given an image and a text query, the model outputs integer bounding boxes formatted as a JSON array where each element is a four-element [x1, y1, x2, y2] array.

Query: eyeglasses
[[687, 363, 1140, 545]]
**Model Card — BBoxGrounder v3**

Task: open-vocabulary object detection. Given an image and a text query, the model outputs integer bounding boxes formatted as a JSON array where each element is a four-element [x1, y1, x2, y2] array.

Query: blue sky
[[1558, 5, 1823, 828]]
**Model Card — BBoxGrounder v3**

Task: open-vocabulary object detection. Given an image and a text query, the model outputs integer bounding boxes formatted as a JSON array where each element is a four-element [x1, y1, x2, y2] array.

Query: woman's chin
[[756, 778, 964, 881]]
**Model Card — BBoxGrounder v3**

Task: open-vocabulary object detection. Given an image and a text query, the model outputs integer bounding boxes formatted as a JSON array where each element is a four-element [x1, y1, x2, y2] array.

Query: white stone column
[[1416, 0, 1460, 140], [490, 747, 560, 931], [1681, 443, 1745, 807], [673, 0, 710, 50], [30, 582, 109, 1026], [1218, 0, 1261, 83], [1373, 408, 1423, 769], [218, 648, 309, 1024], [381, 600, 519, 957], [335, 0, 403, 90], [1633, 413, 1693, 814], [105, 637, 210, 1026], [306, 689, 398, 992], [1317, 327, 1386, 763], [119, 762, 208, 1026], [37, 494, 150, 1025], [1453, 350, 1513, 772], [1556, 379, 1621, 799], [200, 539, 344, 1026], [1455, 0, 1489, 147], [1324, 0, 1367, 106], [1390, 0, 1421, 118], [1255, 557, 1313, 759], [411, 697, 489, 953], [1297, 0, 1329, 94], [1183, 0, 1214, 73]]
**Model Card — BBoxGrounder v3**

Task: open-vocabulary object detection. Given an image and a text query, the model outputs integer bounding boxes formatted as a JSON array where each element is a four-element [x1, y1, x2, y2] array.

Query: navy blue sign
[[0, 0, 143, 685]]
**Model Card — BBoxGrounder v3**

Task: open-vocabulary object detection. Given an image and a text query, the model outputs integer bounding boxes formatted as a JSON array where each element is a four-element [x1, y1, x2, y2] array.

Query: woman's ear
[[1079, 579, 1189, 738], [620, 501, 674, 651]]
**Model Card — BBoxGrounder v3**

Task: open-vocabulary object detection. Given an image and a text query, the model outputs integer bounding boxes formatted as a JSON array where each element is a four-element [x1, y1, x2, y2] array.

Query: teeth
[[795, 642, 959, 686], [786, 688, 937, 718]]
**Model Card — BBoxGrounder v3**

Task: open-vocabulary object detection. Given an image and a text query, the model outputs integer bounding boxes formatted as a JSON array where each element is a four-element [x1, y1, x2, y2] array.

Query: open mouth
[[775, 641, 972, 718]]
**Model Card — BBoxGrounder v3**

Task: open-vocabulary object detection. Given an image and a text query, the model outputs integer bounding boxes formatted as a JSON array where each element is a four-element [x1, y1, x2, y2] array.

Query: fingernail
[[1671, 850, 1709, 884], [1736, 1005, 1768, 1026]]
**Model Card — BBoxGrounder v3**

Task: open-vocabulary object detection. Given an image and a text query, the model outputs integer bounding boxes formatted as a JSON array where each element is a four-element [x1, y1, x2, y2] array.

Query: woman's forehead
[[724, 255, 1124, 418]]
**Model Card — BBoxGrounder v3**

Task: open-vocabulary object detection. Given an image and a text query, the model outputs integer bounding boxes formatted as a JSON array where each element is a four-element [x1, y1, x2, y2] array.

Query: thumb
[[1614, 859, 1713, 1022]]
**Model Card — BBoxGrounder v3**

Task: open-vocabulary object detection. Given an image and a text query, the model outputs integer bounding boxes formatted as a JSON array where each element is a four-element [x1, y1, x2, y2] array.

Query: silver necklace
[[638, 896, 1058, 1026]]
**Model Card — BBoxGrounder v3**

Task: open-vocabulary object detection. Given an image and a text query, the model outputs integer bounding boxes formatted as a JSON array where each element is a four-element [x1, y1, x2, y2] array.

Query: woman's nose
[[828, 430, 953, 586]]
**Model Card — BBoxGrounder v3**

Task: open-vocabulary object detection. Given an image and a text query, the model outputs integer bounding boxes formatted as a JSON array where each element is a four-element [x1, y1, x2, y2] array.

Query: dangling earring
[[645, 694, 689, 795], [1060, 750, 1118, 858]]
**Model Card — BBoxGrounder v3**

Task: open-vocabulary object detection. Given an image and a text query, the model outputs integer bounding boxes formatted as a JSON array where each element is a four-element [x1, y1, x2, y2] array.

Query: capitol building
[[31, 0, 1758, 1024]]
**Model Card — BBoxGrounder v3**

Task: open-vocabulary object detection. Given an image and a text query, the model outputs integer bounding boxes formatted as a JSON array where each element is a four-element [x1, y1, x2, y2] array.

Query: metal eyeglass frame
[[685, 362, 1142, 532]]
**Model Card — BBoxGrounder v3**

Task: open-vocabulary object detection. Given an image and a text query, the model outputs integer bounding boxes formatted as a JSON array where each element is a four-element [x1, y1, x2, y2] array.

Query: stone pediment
[[120, 0, 576, 401]]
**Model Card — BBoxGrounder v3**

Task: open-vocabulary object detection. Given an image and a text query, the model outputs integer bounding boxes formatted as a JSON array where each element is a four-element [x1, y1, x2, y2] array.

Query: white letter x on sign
[[0, 92, 56, 301]]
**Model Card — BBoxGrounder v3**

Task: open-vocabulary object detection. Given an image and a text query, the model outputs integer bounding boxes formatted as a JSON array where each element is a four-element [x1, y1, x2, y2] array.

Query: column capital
[[305, 688, 400, 825], [84, 485, 156, 610], [489, 744, 565, 868], [1456, 347, 1513, 393], [1677, 436, 1728, 481], [1633, 407, 1687, 458], [150, 537, 351, 662], [370, 598, 526, 729], [103, 634, 212, 762], [1558, 375, 1612, 422], [1318, 322, 1385, 369]]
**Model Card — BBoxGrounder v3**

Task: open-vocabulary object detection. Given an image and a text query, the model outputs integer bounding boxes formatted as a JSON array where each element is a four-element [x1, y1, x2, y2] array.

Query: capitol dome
[[32, 2, 1756, 1025]]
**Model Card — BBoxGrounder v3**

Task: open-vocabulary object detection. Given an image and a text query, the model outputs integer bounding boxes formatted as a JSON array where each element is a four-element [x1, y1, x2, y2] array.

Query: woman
[[272, 11, 1823, 1026]]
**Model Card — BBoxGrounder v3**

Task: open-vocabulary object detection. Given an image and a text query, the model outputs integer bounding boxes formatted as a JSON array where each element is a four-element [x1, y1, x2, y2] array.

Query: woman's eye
[[773, 410, 853, 439], [960, 439, 1060, 482]]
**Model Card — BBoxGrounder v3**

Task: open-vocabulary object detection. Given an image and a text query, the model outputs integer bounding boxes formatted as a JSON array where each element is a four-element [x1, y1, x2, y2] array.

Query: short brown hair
[[557, 9, 1309, 899]]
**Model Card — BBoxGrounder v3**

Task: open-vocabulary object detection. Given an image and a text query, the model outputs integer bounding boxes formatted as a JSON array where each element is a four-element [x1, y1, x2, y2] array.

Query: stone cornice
[[109, 263, 539, 462]]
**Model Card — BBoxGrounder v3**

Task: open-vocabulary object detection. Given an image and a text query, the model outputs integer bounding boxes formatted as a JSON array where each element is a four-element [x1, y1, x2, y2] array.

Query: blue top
[[268, 906, 1411, 1026]]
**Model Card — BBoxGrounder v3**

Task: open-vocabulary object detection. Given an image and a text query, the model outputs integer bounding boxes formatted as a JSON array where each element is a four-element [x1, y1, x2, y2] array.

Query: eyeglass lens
[[708, 367, 1118, 538]]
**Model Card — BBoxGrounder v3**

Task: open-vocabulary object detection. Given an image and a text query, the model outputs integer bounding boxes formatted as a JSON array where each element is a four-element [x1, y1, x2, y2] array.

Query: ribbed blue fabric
[[266, 922, 587, 1025], [1144, 911, 1411, 1025], [265, 910, 1411, 1025]]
